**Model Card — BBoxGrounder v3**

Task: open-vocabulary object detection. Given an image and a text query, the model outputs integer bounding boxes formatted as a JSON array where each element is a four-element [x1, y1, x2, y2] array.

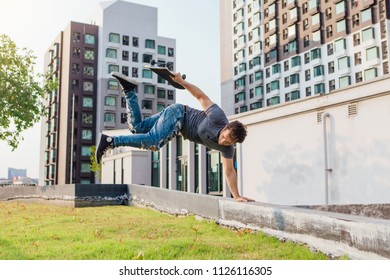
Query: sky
[[0, 0, 221, 179]]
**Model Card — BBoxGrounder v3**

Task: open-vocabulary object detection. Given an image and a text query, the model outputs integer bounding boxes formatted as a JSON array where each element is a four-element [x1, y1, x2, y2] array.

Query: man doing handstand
[[96, 72, 254, 202]]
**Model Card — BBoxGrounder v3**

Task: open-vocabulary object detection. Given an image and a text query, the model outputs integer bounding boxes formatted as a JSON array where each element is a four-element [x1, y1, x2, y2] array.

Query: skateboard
[[145, 59, 186, 90]]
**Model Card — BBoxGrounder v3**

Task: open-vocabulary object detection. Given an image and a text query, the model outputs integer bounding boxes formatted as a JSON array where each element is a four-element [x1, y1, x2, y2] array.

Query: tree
[[0, 34, 55, 150]]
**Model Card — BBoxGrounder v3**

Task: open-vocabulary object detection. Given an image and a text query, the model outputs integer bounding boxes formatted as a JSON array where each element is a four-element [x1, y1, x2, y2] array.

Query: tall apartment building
[[221, 0, 390, 116], [39, 1, 177, 185]]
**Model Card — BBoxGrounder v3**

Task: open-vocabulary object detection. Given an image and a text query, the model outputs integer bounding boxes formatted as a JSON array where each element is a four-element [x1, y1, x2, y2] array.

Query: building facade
[[40, 22, 99, 186], [39, 1, 177, 185], [221, 0, 390, 116]]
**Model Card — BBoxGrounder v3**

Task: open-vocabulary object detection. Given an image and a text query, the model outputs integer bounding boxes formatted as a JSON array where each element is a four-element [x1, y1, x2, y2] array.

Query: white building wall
[[233, 76, 390, 205], [101, 76, 390, 206]]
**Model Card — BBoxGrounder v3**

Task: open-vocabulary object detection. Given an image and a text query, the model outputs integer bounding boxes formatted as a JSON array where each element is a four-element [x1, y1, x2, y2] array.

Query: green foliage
[[0, 202, 336, 260], [0, 34, 57, 150], [89, 146, 101, 177]]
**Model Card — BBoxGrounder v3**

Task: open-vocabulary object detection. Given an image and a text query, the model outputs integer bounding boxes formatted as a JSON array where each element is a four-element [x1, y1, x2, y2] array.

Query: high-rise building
[[39, 1, 177, 185], [221, 0, 390, 115]]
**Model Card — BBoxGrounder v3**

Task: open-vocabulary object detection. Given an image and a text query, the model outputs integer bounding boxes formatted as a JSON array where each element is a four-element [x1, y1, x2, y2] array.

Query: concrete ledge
[[0, 184, 129, 207], [128, 185, 390, 260]]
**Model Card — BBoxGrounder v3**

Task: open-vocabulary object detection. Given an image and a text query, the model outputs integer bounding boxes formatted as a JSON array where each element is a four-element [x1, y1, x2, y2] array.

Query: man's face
[[218, 127, 234, 146]]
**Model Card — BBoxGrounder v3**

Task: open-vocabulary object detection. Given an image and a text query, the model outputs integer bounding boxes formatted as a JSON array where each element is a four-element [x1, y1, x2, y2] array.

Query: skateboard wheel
[[182, 74, 186, 80], [150, 59, 156, 66]]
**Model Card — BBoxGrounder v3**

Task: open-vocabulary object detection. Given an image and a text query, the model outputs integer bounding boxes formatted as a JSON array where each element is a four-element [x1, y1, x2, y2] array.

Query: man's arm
[[221, 156, 255, 202], [171, 72, 213, 110]]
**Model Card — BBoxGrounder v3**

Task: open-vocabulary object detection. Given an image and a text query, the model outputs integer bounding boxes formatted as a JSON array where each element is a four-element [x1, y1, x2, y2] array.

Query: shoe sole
[[111, 72, 138, 86]]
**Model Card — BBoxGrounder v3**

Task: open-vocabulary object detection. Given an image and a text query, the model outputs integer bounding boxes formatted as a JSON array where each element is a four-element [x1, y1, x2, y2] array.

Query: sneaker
[[111, 72, 137, 91], [96, 133, 114, 164]]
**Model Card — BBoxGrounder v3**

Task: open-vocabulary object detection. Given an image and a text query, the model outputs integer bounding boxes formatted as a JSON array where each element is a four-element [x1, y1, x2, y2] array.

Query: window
[[81, 163, 91, 173], [335, 1, 345, 14], [353, 33, 361, 46], [255, 86, 263, 97], [362, 28, 374, 42], [334, 39, 346, 53], [338, 56, 350, 70], [361, 8, 372, 23], [311, 48, 321, 60], [142, 100, 152, 110], [82, 129, 92, 140], [105, 96, 116, 107], [157, 89, 166, 99], [158, 45, 166, 55], [82, 113, 93, 124], [84, 49, 95, 60], [104, 112, 115, 123], [291, 56, 300, 67], [270, 80, 279, 91], [108, 64, 119, 74], [142, 69, 153, 79], [83, 81, 93, 92], [145, 39, 155, 49], [235, 92, 246, 103], [108, 80, 119, 90], [313, 30, 321, 42], [73, 32, 81, 42], [122, 66, 129, 76], [83, 97, 93, 108], [313, 65, 324, 77], [329, 80, 336, 91], [122, 50, 129, 61], [314, 83, 325, 94], [81, 146, 91, 157], [354, 52, 362, 65], [339, 76, 351, 88], [83, 65, 94, 76], [356, 71, 363, 83], [366, 47, 378, 61], [336, 19, 346, 33], [328, 61, 335, 73], [267, 96, 280, 106], [143, 54, 153, 63], [272, 64, 280, 74], [132, 52, 139, 62], [144, 85, 155, 95], [120, 113, 127, 124], [305, 69, 311, 81], [132, 67, 138, 78], [168, 48, 174, 57], [109, 33, 120, 44], [290, 73, 299, 84], [85, 34, 95, 45], [312, 13, 320, 25], [106, 48, 116, 58], [364, 68, 377, 81], [255, 70, 263, 80], [122, 35, 129, 46], [306, 86, 312, 96], [133, 37, 139, 47]]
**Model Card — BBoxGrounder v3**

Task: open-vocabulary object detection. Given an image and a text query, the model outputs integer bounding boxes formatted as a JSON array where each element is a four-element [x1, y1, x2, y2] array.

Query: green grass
[[0, 202, 334, 260]]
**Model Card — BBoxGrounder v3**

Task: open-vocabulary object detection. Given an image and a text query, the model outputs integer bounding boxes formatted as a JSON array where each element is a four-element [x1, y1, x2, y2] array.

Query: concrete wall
[[0, 184, 128, 207], [234, 76, 390, 205], [127, 184, 390, 260]]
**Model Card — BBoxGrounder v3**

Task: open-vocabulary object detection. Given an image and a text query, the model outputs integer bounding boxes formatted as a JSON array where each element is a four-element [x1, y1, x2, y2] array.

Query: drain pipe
[[322, 112, 332, 205]]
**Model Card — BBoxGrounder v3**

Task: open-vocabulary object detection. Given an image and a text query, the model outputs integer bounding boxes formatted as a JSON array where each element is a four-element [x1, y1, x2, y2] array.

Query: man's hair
[[226, 121, 247, 143]]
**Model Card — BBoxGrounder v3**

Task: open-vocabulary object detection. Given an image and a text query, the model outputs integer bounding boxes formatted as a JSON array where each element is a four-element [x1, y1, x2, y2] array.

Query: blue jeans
[[112, 89, 185, 151]]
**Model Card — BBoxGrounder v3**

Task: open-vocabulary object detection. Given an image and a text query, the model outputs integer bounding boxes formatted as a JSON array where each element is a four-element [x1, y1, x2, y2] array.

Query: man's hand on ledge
[[234, 196, 255, 202]]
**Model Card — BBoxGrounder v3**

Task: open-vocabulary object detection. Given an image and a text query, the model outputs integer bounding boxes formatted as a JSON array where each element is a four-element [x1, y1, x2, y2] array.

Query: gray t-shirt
[[181, 103, 234, 158]]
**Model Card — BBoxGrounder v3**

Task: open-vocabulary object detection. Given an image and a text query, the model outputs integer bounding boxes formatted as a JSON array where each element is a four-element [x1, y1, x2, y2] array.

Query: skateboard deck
[[145, 60, 186, 90]]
